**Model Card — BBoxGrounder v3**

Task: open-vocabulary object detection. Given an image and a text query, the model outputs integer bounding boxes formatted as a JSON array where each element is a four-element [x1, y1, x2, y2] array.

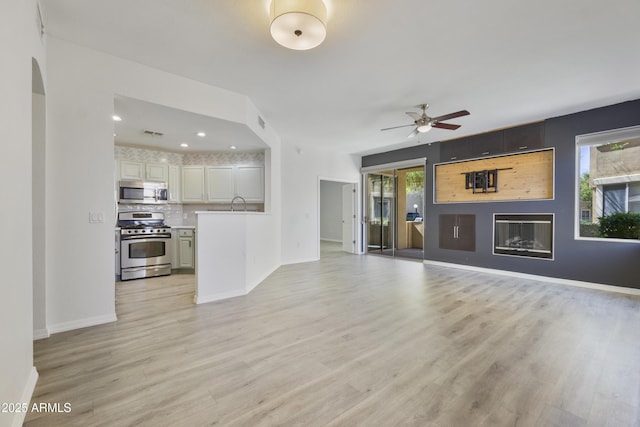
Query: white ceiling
[[113, 95, 267, 152], [41, 0, 640, 155]]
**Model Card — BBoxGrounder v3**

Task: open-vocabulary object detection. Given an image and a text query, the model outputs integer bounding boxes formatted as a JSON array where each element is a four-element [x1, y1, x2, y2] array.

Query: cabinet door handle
[[481, 151, 490, 155], [189, 241, 191, 248], [519, 146, 528, 150]]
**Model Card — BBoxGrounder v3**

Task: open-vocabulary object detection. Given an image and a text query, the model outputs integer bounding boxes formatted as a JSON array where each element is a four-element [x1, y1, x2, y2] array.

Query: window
[[576, 125, 640, 240]]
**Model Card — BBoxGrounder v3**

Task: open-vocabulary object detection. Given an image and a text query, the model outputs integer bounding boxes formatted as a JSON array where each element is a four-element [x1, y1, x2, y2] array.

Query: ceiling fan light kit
[[381, 103, 470, 138], [270, 0, 327, 50]]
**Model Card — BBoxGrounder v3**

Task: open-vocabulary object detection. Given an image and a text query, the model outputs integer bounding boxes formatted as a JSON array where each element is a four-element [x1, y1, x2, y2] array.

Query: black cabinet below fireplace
[[439, 214, 476, 251]]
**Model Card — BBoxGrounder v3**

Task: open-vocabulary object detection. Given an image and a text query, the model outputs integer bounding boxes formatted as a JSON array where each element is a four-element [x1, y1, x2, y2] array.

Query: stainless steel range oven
[[118, 212, 172, 281]]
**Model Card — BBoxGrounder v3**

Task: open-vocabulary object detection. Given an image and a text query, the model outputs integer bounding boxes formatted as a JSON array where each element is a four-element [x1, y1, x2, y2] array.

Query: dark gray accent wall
[[362, 99, 640, 289]]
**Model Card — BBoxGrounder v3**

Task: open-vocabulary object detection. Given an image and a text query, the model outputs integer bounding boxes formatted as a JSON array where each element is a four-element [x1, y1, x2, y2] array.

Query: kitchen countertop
[[169, 225, 196, 229]]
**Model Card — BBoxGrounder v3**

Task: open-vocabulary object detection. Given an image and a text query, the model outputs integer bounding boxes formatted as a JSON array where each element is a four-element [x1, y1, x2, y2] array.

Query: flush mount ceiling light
[[196, 131, 206, 137], [270, 0, 327, 50], [112, 115, 122, 122], [180, 143, 189, 148]]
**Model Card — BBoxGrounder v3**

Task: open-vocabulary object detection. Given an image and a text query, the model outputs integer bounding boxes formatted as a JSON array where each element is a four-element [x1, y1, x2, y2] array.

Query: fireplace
[[493, 214, 554, 259]]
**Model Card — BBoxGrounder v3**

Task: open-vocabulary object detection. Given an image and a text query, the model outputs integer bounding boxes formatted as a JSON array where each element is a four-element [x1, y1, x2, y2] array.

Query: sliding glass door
[[366, 172, 395, 254], [364, 163, 425, 260]]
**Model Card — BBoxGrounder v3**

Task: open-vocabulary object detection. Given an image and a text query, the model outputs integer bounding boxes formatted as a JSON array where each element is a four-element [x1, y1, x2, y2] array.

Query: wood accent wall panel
[[435, 149, 553, 203]]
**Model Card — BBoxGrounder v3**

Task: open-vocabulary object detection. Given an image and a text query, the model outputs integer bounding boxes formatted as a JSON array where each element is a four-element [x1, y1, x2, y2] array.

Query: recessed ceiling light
[[180, 143, 189, 148], [112, 115, 122, 121], [229, 145, 237, 150], [196, 132, 206, 137], [113, 133, 117, 137]]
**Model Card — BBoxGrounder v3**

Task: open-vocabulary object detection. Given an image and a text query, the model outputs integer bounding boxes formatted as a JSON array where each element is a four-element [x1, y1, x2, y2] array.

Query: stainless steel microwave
[[118, 180, 168, 204]]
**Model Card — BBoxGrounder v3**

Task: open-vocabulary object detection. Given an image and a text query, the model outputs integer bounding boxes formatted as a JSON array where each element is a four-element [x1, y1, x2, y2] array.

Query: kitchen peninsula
[[194, 211, 279, 304]]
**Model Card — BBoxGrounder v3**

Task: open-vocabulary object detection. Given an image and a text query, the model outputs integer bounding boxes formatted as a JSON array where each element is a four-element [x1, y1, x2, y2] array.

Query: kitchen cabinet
[[119, 160, 170, 182], [178, 229, 195, 269], [182, 165, 265, 203], [168, 165, 181, 203], [439, 214, 475, 251], [235, 166, 264, 202], [120, 160, 145, 180], [145, 163, 169, 182], [182, 166, 206, 202], [171, 228, 195, 270], [206, 166, 235, 202], [503, 122, 545, 153]]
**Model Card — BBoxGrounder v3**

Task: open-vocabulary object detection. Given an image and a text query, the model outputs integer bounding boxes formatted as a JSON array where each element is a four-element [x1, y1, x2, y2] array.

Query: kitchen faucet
[[230, 195, 247, 212]]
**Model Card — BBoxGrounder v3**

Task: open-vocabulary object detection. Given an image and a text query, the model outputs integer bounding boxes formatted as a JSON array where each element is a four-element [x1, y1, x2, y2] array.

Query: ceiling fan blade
[[432, 122, 461, 130], [431, 110, 470, 122], [407, 128, 419, 139], [381, 123, 415, 131], [405, 112, 421, 121]]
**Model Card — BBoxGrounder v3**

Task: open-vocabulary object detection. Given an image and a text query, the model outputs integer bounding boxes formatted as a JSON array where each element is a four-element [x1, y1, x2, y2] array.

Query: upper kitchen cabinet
[[235, 166, 264, 202], [119, 160, 169, 182], [503, 122, 545, 153], [145, 163, 169, 182], [168, 165, 181, 203], [182, 165, 265, 203], [206, 166, 235, 202], [119, 160, 145, 180], [182, 166, 206, 202]]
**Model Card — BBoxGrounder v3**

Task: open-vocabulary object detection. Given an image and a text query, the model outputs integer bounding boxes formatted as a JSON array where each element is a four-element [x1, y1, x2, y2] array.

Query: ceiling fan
[[381, 104, 470, 138]]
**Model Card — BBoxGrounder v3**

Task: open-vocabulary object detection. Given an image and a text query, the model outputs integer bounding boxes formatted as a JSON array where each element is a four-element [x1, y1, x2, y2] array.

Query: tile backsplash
[[115, 146, 184, 164], [115, 145, 265, 167], [117, 203, 184, 226]]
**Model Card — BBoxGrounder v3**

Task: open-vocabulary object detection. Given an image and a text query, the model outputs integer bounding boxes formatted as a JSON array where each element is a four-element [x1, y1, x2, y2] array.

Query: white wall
[[45, 37, 281, 332], [0, 1, 46, 426], [281, 143, 361, 264], [320, 181, 343, 241], [195, 212, 279, 303]]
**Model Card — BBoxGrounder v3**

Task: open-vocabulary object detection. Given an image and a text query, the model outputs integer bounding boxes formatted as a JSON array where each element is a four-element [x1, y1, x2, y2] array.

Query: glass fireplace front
[[493, 214, 554, 259]]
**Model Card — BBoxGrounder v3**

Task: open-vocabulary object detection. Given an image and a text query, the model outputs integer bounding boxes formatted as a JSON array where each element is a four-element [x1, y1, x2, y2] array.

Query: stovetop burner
[[117, 211, 170, 236]]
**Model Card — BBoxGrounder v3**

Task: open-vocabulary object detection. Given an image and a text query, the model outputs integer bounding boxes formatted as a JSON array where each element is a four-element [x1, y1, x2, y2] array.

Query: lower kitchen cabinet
[[179, 234, 195, 268], [439, 214, 476, 251], [171, 228, 195, 270]]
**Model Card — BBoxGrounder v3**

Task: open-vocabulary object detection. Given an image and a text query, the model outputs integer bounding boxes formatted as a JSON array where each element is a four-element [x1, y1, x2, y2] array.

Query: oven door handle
[[121, 234, 171, 241]]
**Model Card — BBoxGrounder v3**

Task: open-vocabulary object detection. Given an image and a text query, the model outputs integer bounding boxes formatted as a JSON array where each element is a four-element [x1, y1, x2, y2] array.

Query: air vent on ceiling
[[143, 129, 164, 137], [258, 116, 265, 129]]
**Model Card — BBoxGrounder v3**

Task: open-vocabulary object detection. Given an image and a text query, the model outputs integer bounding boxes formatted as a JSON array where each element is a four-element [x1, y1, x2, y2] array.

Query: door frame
[[317, 177, 362, 257]]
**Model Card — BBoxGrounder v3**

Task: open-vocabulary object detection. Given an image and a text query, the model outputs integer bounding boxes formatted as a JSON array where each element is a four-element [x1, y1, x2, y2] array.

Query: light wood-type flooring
[[26, 243, 640, 426]]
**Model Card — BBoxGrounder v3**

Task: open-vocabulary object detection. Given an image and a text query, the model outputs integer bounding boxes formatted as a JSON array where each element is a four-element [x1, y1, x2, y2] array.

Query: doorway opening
[[318, 178, 358, 258], [363, 160, 426, 260]]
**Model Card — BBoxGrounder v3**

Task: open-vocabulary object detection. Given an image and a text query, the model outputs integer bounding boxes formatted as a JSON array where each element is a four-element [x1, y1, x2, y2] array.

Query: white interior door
[[342, 183, 356, 253]]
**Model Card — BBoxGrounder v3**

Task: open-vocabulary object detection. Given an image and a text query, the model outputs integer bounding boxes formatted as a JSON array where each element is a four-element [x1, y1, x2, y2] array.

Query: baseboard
[[320, 238, 342, 243], [11, 367, 38, 427], [195, 289, 247, 304], [423, 260, 640, 296], [33, 328, 50, 341], [47, 313, 118, 334], [281, 257, 319, 266]]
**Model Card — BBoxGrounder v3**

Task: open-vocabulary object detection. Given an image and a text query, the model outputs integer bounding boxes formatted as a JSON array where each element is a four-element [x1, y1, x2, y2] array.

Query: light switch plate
[[89, 211, 105, 223]]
